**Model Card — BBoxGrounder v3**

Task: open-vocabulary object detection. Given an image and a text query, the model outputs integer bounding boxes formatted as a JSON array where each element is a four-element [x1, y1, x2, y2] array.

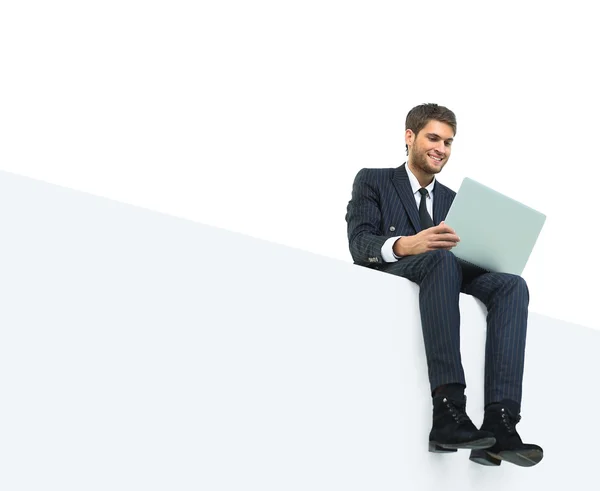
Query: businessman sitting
[[345, 103, 542, 467]]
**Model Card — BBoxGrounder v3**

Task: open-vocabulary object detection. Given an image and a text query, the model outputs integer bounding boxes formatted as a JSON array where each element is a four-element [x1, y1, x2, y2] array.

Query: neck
[[407, 161, 434, 188]]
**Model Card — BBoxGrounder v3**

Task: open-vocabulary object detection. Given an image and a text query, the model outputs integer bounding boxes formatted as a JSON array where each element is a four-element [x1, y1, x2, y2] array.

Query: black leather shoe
[[429, 395, 496, 453], [469, 402, 543, 467]]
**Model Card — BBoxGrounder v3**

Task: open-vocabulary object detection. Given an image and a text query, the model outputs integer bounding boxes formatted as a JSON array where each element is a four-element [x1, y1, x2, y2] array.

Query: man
[[345, 103, 543, 467]]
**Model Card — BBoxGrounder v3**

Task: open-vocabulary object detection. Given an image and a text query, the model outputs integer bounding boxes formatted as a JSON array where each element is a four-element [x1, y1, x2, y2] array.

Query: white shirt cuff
[[382, 236, 402, 262]]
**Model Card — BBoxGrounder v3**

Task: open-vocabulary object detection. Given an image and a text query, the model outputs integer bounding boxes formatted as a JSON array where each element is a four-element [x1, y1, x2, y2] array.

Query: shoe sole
[[469, 449, 502, 466], [469, 448, 543, 467], [429, 437, 496, 452]]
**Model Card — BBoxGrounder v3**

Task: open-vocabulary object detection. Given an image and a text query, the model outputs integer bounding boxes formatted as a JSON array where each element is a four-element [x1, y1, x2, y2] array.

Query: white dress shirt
[[381, 164, 436, 262]]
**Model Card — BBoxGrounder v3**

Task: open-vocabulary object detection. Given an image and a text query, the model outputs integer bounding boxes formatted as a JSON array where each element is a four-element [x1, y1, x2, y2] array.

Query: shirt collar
[[405, 162, 436, 196]]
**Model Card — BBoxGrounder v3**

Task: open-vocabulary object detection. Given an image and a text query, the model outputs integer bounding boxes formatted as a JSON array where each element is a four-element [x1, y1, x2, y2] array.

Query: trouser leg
[[463, 273, 529, 406]]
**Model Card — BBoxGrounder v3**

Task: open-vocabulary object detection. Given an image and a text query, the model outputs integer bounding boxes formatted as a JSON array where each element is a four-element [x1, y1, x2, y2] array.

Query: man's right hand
[[393, 222, 460, 257]]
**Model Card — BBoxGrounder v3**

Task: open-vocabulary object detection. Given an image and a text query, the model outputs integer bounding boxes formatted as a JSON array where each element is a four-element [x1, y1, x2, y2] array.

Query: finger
[[429, 241, 459, 249], [431, 234, 460, 243], [433, 223, 456, 234]]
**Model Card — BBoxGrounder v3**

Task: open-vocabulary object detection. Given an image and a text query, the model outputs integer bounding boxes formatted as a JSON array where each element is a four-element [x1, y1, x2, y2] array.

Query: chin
[[426, 165, 444, 174]]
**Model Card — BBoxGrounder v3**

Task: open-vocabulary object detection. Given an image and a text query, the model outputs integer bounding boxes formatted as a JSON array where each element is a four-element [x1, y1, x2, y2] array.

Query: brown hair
[[405, 103, 457, 155]]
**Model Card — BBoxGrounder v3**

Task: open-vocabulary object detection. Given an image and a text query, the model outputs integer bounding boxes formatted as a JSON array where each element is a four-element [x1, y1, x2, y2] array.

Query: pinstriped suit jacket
[[346, 163, 456, 267]]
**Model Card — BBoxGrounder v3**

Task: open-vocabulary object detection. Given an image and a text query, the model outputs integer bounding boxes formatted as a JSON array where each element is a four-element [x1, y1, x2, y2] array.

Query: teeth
[[429, 155, 442, 161]]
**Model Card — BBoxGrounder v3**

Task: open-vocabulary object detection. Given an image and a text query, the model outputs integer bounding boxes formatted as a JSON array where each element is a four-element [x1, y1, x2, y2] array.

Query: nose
[[434, 140, 446, 154]]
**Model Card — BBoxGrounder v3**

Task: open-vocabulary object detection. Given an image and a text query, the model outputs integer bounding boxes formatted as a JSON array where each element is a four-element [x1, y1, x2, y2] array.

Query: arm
[[345, 169, 390, 265], [346, 169, 460, 264]]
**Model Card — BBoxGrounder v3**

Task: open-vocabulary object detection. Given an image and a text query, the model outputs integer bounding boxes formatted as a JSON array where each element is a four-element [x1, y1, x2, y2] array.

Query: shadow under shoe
[[429, 395, 496, 453], [469, 403, 543, 467]]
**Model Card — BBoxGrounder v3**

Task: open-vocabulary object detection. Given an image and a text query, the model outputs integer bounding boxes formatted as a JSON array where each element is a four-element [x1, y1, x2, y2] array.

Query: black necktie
[[418, 188, 434, 230]]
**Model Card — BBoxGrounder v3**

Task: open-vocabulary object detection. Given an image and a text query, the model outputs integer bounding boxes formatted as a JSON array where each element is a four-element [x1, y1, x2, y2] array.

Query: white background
[[1, 1, 598, 330]]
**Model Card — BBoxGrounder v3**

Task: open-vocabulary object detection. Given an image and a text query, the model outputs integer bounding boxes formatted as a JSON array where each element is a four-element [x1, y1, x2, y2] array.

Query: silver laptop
[[444, 177, 546, 275]]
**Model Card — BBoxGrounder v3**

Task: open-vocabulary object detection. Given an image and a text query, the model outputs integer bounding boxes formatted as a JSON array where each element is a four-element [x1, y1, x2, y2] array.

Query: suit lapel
[[391, 164, 421, 232], [433, 182, 452, 225]]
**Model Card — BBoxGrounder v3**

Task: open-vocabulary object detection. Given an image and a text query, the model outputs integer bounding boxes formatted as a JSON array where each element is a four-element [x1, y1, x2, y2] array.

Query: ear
[[405, 129, 414, 149]]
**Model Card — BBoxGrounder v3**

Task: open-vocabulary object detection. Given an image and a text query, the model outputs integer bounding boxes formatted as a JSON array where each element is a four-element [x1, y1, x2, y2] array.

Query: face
[[405, 120, 454, 177]]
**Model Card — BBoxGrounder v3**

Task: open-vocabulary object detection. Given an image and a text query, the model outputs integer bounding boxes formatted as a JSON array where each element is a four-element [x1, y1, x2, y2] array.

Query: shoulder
[[353, 167, 397, 182]]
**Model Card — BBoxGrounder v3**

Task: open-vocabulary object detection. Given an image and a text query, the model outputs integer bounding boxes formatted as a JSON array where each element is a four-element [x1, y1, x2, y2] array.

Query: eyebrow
[[426, 132, 454, 142], [427, 133, 454, 142]]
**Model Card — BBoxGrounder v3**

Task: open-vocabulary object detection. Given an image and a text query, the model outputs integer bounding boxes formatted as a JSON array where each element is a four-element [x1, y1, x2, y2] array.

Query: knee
[[424, 249, 459, 267], [509, 274, 528, 289], [515, 274, 529, 295], [422, 249, 461, 276], [504, 274, 530, 301]]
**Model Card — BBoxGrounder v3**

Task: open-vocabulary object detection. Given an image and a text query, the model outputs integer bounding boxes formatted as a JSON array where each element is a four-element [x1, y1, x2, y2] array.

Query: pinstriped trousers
[[380, 249, 529, 405]]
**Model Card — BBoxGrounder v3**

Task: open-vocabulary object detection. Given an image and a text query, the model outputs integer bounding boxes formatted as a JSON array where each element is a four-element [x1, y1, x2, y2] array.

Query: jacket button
[[390, 226, 396, 232]]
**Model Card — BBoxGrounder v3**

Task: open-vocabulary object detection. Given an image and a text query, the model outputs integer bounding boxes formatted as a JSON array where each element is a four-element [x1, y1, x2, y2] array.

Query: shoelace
[[500, 407, 522, 434], [443, 398, 471, 424]]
